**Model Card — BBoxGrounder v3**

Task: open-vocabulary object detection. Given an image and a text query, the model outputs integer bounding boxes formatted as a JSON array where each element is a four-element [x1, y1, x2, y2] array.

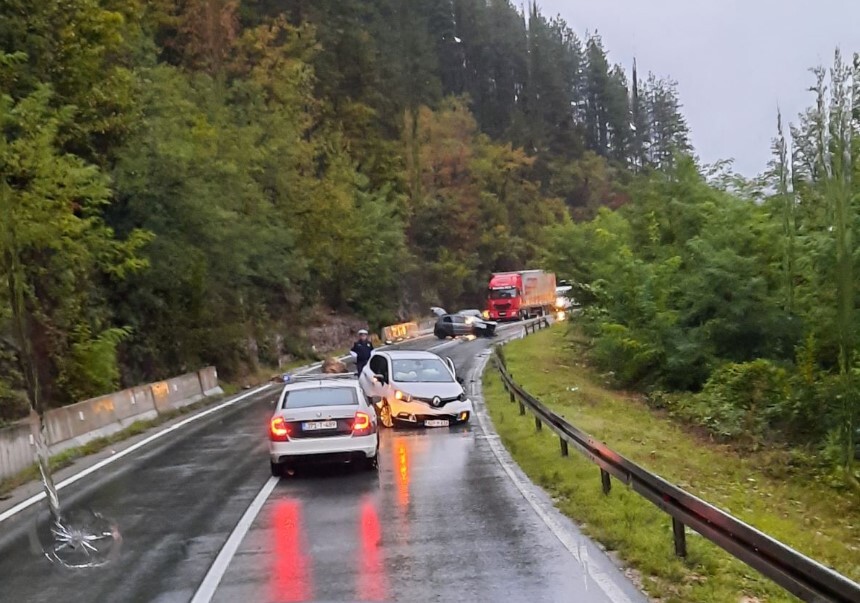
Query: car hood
[[395, 381, 463, 399]]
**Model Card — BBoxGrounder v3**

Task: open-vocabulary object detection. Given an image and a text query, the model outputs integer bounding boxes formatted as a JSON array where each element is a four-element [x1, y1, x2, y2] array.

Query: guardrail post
[[534, 416, 542, 432], [672, 518, 687, 558], [518, 400, 525, 416], [600, 469, 611, 495], [559, 437, 569, 457], [509, 390, 515, 404]]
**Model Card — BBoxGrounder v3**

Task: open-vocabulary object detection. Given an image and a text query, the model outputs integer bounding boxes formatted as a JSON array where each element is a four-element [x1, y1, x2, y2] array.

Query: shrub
[[689, 359, 790, 444]]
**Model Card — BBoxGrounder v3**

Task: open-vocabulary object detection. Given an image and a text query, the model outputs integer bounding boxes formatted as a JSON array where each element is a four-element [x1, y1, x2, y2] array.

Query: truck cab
[[485, 270, 556, 321], [486, 273, 523, 320]]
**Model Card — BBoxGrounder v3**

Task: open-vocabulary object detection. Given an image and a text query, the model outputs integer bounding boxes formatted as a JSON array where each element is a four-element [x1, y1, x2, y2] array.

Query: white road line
[[470, 354, 638, 603], [0, 384, 275, 525], [190, 476, 279, 603]]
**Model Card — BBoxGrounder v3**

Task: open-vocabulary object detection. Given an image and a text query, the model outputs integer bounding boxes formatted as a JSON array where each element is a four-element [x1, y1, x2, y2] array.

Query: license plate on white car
[[302, 420, 338, 431], [425, 419, 449, 427]]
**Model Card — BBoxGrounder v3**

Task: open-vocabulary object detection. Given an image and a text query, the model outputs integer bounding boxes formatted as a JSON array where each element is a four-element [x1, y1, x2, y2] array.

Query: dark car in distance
[[434, 310, 498, 339]]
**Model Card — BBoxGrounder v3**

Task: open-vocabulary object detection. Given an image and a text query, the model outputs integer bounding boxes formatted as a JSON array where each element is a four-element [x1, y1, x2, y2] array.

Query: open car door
[[444, 356, 456, 379]]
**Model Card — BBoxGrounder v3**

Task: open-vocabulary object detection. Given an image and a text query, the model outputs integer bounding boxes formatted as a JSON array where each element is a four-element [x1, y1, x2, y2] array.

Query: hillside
[[0, 0, 689, 417]]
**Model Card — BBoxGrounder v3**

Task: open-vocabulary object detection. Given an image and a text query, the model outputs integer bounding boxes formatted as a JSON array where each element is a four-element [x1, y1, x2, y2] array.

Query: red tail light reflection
[[270, 499, 313, 602], [356, 499, 387, 601]]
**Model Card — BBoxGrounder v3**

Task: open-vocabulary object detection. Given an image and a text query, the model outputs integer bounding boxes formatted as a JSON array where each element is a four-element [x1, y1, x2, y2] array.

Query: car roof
[[280, 378, 360, 392], [375, 350, 443, 360]]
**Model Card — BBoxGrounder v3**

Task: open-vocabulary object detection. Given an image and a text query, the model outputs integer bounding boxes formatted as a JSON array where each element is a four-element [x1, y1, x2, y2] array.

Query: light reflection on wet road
[[0, 330, 646, 603]]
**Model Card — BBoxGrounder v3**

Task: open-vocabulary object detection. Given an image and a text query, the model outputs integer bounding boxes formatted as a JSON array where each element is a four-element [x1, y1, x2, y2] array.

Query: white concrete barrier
[[0, 367, 224, 480]]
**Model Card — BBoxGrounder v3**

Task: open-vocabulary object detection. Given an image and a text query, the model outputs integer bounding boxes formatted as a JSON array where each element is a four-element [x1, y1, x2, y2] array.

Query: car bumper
[[472, 326, 497, 337], [269, 434, 378, 463], [389, 399, 474, 424]]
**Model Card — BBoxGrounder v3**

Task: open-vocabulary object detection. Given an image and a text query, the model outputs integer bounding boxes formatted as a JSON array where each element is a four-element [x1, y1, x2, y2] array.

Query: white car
[[268, 375, 379, 476], [555, 284, 574, 310], [358, 350, 473, 428]]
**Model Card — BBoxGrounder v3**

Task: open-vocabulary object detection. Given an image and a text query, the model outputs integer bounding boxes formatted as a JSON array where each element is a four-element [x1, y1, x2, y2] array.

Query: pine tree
[[629, 58, 650, 170], [643, 73, 691, 169], [606, 65, 632, 164], [582, 35, 612, 155], [770, 110, 796, 314]]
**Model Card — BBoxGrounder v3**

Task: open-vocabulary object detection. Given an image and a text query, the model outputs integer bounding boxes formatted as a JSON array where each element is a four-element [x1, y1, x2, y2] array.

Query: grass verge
[[483, 326, 859, 603], [0, 392, 235, 501]]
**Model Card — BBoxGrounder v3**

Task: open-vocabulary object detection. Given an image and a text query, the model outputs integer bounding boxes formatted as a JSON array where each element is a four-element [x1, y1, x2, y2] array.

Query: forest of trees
[[545, 52, 860, 483], [1, 1, 857, 481], [0, 0, 690, 420]]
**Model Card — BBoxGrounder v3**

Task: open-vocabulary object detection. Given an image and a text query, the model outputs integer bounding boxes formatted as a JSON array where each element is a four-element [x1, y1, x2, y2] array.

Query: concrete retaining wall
[[0, 422, 33, 484], [0, 367, 224, 480], [381, 317, 436, 342]]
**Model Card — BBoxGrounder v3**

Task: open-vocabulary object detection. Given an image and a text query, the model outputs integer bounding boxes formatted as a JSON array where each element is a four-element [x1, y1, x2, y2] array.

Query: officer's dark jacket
[[351, 340, 373, 366]]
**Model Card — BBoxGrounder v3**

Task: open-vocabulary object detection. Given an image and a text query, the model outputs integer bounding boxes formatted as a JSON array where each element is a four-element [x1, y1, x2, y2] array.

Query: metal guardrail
[[495, 318, 860, 603]]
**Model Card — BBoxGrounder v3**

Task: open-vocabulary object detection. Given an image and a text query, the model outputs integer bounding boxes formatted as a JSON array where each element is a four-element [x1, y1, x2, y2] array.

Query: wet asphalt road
[[0, 327, 645, 603]]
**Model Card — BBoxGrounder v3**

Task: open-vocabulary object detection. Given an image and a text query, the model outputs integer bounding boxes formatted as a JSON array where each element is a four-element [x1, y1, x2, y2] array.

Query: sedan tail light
[[352, 411, 374, 436], [270, 416, 290, 441]]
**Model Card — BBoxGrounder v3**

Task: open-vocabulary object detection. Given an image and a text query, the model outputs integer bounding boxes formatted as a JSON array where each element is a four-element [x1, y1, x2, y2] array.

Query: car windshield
[[489, 287, 517, 299], [283, 387, 357, 409], [392, 358, 453, 383]]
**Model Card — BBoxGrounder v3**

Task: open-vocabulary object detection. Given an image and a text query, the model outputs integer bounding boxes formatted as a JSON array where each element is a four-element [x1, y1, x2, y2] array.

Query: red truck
[[485, 270, 557, 321]]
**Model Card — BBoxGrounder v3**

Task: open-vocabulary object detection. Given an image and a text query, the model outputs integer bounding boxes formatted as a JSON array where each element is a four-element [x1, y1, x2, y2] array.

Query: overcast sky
[[538, 0, 860, 176]]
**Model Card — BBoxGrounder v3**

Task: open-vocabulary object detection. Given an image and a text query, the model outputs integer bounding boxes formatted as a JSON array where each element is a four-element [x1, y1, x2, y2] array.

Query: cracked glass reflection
[[29, 409, 122, 568]]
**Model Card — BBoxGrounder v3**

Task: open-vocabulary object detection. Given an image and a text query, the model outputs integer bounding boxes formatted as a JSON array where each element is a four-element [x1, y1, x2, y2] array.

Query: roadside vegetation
[[0, 1, 689, 422], [546, 53, 860, 483], [483, 327, 860, 603]]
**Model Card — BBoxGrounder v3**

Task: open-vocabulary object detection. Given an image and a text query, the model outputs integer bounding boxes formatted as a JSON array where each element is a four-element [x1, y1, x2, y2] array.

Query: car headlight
[[394, 390, 412, 402]]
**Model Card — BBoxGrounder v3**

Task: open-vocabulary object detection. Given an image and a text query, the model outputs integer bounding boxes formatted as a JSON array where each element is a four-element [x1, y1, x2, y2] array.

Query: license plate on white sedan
[[425, 419, 449, 427], [302, 420, 338, 431]]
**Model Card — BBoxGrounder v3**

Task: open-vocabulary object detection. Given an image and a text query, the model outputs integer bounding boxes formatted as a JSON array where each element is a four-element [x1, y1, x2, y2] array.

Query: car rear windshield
[[283, 387, 358, 409], [392, 358, 453, 383]]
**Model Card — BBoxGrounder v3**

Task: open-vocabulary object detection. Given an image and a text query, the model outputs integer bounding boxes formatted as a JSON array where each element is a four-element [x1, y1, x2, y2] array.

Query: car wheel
[[270, 460, 282, 477], [364, 453, 379, 471], [379, 401, 394, 428], [434, 328, 446, 339]]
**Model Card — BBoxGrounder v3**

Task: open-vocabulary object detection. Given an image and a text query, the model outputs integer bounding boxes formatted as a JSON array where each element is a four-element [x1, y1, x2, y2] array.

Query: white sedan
[[358, 350, 473, 428], [268, 375, 379, 476]]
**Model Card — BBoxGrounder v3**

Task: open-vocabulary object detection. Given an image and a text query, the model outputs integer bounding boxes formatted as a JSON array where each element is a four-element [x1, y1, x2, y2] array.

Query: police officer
[[350, 329, 373, 376]]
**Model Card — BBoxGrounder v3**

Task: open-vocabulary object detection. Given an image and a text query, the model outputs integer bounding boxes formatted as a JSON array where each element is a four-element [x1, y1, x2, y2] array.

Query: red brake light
[[353, 411, 373, 435], [355, 412, 370, 430], [270, 416, 289, 441]]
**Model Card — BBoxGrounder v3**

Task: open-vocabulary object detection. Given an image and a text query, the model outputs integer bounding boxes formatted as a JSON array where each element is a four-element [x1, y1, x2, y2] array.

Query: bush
[[0, 381, 29, 425], [683, 359, 790, 443], [592, 322, 661, 387]]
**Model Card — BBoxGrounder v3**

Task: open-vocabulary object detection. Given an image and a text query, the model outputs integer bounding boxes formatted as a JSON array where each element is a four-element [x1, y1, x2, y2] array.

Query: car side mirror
[[374, 373, 387, 384], [457, 376, 464, 385]]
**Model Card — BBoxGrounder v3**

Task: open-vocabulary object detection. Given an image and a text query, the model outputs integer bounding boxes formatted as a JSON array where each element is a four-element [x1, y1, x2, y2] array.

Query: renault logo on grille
[[432, 396, 442, 407]]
